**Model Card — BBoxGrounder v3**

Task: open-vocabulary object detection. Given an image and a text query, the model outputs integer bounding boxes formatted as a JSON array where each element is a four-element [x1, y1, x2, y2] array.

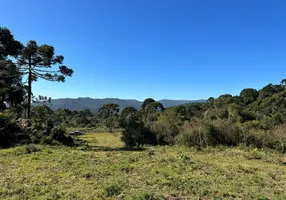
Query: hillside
[[49, 97, 206, 111]]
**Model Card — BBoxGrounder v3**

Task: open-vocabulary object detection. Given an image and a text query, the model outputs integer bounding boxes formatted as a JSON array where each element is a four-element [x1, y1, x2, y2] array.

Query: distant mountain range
[[49, 98, 206, 111]]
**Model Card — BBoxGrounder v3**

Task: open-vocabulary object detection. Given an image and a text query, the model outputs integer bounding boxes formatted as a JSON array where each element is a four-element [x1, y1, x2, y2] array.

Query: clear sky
[[1, 0, 286, 100]]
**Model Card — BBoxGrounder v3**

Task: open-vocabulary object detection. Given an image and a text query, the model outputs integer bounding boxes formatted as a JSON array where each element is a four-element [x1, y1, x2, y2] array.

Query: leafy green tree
[[207, 97, 215, 105], [121, 112, 144, 147], [78, 109, 93, 118], [141, 98, 156, 112], [75, 115, 90, 127], [98, 103, 119, 132], [31, 105, 54, 124], [119, 106, 137, 128], [174, 105, 189, 121], [214, 94, 233, 108], [232, 95, 243, 105], [54, 109, 72, 126], [121, 111, 157, 147], [240, 88, 259, 105], [141, 98, 164, 126], [17, 40, 73, 118], [280, 79, 286, 88], [0, 28, 24, 110], [0, 60, 25, 110], [0, 27, 22, 60], [184, 103, 205, 119], [259, 84, 277, 99]]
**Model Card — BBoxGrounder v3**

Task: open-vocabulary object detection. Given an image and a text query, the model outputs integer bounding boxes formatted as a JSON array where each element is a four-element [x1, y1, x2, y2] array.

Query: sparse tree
[[17, 40, 73, 118], [98, 103, 119, 132], [32, 95, 52, 106]]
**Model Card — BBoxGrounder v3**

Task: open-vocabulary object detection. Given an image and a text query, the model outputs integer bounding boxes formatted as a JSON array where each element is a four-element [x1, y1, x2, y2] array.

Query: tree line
[[18, 82, 286, 153], [1, 26, 286, 152]]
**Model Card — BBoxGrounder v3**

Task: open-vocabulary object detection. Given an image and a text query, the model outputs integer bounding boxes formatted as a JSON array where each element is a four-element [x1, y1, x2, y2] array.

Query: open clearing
[[0, 132, 286, 200]]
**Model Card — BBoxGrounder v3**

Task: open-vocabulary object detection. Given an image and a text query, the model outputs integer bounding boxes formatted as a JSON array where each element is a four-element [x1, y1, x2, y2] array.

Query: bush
[[121, 113, 144, 147], [240, 125, 286, 152], [175, 122, 214, 147], [121, 113, 157, 147], [0, 113, 22, 148], [151, 109, 181, 145], [25, 144, 41, 154], [176, 120, 243, 148], [245, 148, 263, 160], [212, 121, 243, 146], [268, 124, 286, 152], [0, 115, 74, 147], [0, 112, 59, 148], [52, 127, 74, 146], [242, 129, 264, 148], [104, 182, 122, 197]]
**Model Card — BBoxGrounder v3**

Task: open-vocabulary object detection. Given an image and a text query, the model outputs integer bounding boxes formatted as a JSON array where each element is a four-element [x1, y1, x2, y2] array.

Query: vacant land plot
[[0, 132, 286, 200]]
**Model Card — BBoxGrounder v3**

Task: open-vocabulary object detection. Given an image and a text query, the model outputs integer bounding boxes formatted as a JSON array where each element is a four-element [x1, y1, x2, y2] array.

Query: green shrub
[[175, 122, 213, 147], [52, 127, 74, 146], [25, 144, 41, 154], [104, 183, 122, 197], [212, 121, 243, 146], [151, 109, 181, 145], [0, 113, 22, 147], [121, 113, 157, 147], [176, 120, 243, 148], [241, 125, 286, 152], [135, 192, 163, 200], [268, 124, 286, 153], [245, 148, 264, 160], [242, 129, 264, 148]]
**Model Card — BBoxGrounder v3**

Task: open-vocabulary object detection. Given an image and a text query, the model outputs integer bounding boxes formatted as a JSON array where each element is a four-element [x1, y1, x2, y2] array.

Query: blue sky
[[1, 0, 286, 100]]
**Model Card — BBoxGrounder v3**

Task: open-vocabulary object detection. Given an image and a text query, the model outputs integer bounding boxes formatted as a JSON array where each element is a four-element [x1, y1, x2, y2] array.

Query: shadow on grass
[[73, 138, 146, 152], [79, 145, 145, 152]]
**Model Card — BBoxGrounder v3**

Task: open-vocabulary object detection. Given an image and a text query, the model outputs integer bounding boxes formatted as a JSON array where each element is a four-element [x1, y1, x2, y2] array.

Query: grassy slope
[[0, 133, 286, 200]]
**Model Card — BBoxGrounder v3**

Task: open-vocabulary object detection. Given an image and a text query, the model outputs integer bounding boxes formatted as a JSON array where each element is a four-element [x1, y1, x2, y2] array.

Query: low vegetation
[[0, 133, 286, 199]]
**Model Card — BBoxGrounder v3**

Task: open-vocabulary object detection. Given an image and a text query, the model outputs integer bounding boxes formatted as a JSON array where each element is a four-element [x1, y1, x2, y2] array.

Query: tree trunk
[[0, 94, 5, 111], [27, 58, 32, 119]]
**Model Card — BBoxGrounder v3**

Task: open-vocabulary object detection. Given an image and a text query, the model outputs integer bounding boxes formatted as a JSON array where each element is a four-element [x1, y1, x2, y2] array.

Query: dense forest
[[1, 27, 286, 153]]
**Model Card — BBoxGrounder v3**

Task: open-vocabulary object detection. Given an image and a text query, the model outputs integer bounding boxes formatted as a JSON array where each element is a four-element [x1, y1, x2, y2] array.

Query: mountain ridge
[[49, 97, 206, 111]]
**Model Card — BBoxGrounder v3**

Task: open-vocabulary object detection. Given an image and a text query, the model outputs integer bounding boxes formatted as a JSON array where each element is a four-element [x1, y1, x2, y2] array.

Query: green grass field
[[0, 132, 286, 200]]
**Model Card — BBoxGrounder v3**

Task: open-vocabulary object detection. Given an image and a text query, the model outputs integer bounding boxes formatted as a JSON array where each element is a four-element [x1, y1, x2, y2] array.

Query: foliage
[[141, 98, 164, 126], [121, 112, 157, 147], [240, 88, 259, 105], [98, 103, 119, 132], [0, 28, 25, 111], [151, 108, 181, 145], [51, 126, 74, 146], [16, 38, 73, 118], [119, 106, 137, 128], [103, 181, 123, 197], [0, 113, 22, 147]]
